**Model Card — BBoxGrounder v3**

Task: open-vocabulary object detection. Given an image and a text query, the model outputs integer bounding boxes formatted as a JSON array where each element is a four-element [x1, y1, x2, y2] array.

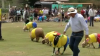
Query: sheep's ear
[[54, 35, 59, 46], [53, 34, 57, 36], [53, 33, 57, 36]]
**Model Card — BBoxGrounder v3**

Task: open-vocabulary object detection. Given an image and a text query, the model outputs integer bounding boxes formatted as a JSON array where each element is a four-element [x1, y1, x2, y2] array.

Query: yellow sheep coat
[[26, 22, 33, 29], [86, 33, 97, 44], [31, 28, 36, 38], [45, 31, 56, 42], [52, 35, 68, 48]]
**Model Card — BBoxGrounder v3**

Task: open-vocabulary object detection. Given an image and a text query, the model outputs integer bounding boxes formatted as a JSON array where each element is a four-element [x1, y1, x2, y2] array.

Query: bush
[[1, 8, 9, 13]]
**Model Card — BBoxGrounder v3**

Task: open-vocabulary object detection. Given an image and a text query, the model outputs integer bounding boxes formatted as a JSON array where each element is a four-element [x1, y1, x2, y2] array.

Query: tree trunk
[[2, 0, 5, 8]]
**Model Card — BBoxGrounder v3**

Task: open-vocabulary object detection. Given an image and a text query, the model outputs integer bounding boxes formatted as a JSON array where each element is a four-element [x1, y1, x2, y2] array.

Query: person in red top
[[97, 34, 100, 48], [81, 9, 85, 18]]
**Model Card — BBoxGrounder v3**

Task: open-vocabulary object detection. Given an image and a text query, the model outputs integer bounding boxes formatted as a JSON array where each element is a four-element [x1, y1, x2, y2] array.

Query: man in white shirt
[[63, 7, 89, 56], [88, 7, 95, 27]]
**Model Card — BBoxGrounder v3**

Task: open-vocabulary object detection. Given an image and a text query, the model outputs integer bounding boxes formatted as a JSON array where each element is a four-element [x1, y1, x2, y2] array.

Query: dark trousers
[[99, 44, 100, 47], [0, 22, 2, 39], [90, 16, 94, 26], [69, 31, 84, 56], [16, 15, 21, 22]]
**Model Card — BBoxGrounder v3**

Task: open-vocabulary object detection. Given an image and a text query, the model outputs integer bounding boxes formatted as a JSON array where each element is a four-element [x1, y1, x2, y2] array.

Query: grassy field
[[0, 22, 100, 56]]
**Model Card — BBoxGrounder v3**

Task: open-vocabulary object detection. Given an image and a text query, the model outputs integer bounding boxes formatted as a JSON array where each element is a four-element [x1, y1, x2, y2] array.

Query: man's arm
[[79, 16, 89, 41], [63, 22, 70, 34], [79, 16, 89, 35]]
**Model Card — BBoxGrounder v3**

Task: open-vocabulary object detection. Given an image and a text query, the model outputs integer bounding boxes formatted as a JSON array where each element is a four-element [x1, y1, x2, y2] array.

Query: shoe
[[0, 39, 4, 41]]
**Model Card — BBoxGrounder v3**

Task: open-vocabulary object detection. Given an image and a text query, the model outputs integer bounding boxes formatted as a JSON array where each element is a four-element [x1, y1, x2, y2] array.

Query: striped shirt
[[64, 13, 89, 35]]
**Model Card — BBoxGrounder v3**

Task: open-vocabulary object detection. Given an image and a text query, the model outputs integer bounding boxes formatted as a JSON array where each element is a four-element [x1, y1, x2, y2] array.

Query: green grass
[[0, 22, 100, 56]]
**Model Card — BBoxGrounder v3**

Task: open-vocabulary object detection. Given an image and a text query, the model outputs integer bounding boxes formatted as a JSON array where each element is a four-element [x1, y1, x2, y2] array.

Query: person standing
[[23, 7, 30, 24], [88, 7, 95, 27], [63, 7, 89, 56], [81, 8, 85, 18], [86, 8, 89, 18], [0, 9, 4, 40], [99, 44, 100, 48], [61, 7, 65, 21], [53, 7, 58, 16], [33, 8, 38, 21]]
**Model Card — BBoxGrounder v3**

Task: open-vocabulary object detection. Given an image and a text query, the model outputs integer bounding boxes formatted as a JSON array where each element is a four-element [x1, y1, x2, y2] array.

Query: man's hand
[[63, 31, 66, 35], [85, 35, 88, 42]]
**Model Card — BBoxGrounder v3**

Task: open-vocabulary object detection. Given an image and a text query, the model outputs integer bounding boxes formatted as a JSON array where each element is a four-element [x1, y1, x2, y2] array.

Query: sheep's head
[[53, 35, 60, 46], [82, 41, 88, 48]]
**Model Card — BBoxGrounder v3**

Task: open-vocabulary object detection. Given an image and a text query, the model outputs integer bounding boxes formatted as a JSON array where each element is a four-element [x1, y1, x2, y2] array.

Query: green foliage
[[1, 8, 9, 13]]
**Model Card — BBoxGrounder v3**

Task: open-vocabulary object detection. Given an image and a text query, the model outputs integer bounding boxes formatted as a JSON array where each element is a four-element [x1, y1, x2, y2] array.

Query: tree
[[28, 0, 40, 6], [1, 0, 5, 8]]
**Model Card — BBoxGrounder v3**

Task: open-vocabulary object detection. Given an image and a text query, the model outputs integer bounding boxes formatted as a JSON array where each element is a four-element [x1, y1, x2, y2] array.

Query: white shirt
[[61, 10, 64, 13], [64, 13, 89, 35], [42, 9, 49, 15], [88, 8, 95, 16], [94, 9, 97, 16], [23, 10, 26, 19], [17, 10, 21, 15]]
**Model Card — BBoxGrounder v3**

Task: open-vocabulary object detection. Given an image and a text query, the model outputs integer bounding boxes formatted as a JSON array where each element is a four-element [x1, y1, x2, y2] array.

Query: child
[[2, 14, 7, 23], [53, 16, 60, 22], [43, 15, 47, 21], [38, 16, 43, 22], [29, 15, 33, 22], [85, 19, 88, 23]]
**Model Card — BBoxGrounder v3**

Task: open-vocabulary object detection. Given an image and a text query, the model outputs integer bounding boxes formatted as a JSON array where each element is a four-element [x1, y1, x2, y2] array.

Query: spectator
[[53, 7, 58, 16], [9, 7, 16, 22], [2, 14, 7, 23], [23, 7, 30, 24], [97, 8, 100, 16], [61, 7, 65, 21], [81, 8, 85, 18], [16, 8, 21, 22], [0, 9, 4, 40], [88, 7, 95, 27], [33, 8, 38, 21], [86, 9, 89, 18]]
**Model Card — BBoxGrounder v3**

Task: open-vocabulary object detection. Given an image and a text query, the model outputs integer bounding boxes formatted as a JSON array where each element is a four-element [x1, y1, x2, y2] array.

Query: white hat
[[67, 7, 77, 14]]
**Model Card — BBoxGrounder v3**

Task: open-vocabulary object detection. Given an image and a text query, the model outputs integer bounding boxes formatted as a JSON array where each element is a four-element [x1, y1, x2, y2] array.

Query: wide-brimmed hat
[[67, 7, 77, 14]]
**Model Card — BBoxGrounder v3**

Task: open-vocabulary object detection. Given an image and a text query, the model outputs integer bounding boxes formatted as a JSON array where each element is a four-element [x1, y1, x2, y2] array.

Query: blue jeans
[[90, 16, 94, 26], [69, 31, 84, 56], [99, 44, 100, 47], [0, 22, 2, 39]]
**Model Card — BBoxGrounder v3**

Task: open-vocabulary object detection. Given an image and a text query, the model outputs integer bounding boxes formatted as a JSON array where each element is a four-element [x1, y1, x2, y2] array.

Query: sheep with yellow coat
[[42, 31, 60, 46], [52, 33, 69, 55], [82, 33, 100, 48], [30, 28, 45, 42], [42, 31, 69, 55], [23, 22, 37, 31]]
